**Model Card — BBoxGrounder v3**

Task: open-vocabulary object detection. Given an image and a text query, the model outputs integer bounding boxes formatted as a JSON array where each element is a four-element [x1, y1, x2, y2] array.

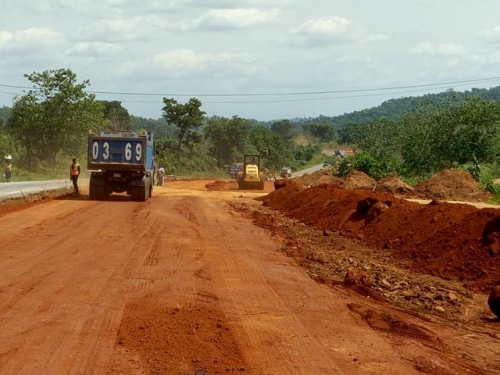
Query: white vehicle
[[280, 167, 292, 178]]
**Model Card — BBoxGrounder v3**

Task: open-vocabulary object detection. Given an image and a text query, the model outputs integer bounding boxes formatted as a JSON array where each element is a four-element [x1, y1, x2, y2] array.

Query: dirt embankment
[[256, 170, 499, 294]]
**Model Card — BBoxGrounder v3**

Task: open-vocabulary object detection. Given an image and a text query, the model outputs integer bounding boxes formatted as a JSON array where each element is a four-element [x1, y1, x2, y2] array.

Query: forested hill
[[294, 85, 500, 128]]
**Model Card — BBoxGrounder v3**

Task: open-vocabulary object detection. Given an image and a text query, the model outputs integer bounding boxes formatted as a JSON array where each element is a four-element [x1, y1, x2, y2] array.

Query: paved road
[[291, 163, 330, 178], [0, 179, 69, 200]]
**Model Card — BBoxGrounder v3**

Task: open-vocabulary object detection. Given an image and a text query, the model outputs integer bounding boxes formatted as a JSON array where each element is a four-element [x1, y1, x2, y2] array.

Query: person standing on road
[[156, 165, 165, 186], [70, 158, 81, 195]]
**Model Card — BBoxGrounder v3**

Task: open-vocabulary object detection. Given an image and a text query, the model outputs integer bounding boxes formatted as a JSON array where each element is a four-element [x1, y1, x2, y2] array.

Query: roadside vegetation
[[1, 68, 500, 201]]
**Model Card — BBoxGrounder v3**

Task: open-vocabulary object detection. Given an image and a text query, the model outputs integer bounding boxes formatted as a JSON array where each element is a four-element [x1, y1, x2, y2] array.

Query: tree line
[[0, 69, 327, 179], [2, 68, 500, 185], [336, 96, 500, 195]]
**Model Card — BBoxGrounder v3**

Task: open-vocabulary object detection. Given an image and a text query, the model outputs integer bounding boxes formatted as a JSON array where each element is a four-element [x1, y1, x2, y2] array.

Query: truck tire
[[135, 181, 148, 202], [89, 175, 106, 200], [148, 176, 153, 198], [131, 185, 146, 201], [89, 183, 97, 200], [96, 185, 106, 200], [130, 186, 139, 201]]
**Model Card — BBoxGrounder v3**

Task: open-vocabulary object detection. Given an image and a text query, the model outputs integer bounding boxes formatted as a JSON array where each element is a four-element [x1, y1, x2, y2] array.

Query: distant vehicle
[[229, 163, 243, 179], [280, 167, 292, 178]]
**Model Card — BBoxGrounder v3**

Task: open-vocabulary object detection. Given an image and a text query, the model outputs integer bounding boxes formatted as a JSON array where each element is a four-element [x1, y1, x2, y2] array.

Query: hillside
[[293, 85, 500, 128]]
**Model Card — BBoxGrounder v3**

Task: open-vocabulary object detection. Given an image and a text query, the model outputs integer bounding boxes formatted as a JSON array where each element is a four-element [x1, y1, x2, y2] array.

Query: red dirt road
[[0, 180, 499, 374]]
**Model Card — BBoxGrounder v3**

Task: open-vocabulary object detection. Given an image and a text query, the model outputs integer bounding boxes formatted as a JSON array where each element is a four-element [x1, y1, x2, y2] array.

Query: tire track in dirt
[[0, 198, 158, 374], [163, 196, 418, 375]]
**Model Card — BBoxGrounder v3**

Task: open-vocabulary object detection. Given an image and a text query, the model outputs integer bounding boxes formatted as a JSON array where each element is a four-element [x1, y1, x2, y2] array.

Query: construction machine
[[237, 154, 265, 190]]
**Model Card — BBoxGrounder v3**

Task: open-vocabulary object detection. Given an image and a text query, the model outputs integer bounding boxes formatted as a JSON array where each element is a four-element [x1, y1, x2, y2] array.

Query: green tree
[[356, 119, 402, 159], [271, 119, 295, 143], [302, 123, 336, 143], [7, 69, 105, 169], [249, 125, 289, 172], [204, 116, 251, 168], [162, 97, 205, 160], [401, 97, 500, 176], [101, 101, 131, 131]]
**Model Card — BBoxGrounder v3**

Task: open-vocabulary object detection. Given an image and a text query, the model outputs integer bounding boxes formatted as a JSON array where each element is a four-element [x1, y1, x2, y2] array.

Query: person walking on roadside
[[156, 165, 165, 186], [70, 158, 81, 195], [4, 154, 12, 182]]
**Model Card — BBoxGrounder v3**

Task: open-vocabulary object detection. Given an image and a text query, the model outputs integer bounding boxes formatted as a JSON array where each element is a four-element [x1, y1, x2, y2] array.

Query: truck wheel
[[131, 183, 148, 202], [147, 177, 152, 199], [89, 183, 97, 200], [139, 187, 147, 201], [96, 184, 106, 200], [130, 186, 138, 201]]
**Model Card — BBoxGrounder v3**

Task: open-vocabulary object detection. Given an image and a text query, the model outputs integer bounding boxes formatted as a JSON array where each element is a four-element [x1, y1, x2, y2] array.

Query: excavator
[[237, 154, 266, 190]]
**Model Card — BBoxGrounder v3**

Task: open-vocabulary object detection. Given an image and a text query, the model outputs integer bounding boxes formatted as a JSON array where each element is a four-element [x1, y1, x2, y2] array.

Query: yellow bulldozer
[[237, 154, 266, 190]]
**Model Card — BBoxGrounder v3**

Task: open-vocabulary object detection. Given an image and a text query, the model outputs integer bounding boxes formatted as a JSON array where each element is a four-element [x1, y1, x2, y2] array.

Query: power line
[[0, 77, 499, 99], [85, 80, 500, 105]]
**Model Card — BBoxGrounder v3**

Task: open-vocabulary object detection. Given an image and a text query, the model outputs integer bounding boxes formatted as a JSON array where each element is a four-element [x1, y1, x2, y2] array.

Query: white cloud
[[284, 16, 357, 47], [1, 0, 500, 121], [80, 16, 165, 42], [66, 42, 123, 55], [188, 8, 280, 30], [410, 42, 464, 56], [298, 17, 352, 36], [0, 27, 63, 52], [180, 0, 289, 7], [152, 48, 259, 76], [480, 25, 500, 43]]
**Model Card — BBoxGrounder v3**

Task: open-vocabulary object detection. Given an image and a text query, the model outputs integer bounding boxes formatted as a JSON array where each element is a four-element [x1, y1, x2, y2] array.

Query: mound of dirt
[[205, 180, 237, 191], [293, 168, 491, 203], [344, 169, 376, 190], [414, 169, 491, 202], [261, 183, 500, 293], [259, 179, 307, 210], [376, 176, 414, 195], [294, 171, 345, 187]]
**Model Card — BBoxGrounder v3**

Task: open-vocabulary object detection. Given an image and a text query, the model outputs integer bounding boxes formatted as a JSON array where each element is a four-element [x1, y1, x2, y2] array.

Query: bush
[[336, 151, 401, 180]]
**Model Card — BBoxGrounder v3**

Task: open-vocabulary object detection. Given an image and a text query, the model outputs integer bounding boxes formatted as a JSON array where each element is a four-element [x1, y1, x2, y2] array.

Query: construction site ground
[[0, 168, 499, 374]]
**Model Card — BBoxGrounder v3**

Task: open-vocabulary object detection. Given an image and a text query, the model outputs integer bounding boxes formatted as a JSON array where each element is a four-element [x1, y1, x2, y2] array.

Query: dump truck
[[237, 154, 265, 190], [87, 130, 155, 201]]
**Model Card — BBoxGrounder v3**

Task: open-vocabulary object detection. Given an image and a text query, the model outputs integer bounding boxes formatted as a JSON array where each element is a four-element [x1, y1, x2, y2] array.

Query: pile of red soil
[[294, 168, 490, 202], [261, 180, 500, 293], [344, 169, 376, 190], [295, 171, 345, 187], [376, 176, 414, 195], [414, 169, 491, 202], [205, 180, 237, 191]]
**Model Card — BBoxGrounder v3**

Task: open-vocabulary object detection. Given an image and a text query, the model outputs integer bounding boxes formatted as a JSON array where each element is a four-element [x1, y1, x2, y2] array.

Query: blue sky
[[1, 0, 499, 121]]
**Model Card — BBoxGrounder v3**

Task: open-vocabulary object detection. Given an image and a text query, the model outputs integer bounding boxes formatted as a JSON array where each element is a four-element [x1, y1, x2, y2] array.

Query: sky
[[1, 0, 500, 121]]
